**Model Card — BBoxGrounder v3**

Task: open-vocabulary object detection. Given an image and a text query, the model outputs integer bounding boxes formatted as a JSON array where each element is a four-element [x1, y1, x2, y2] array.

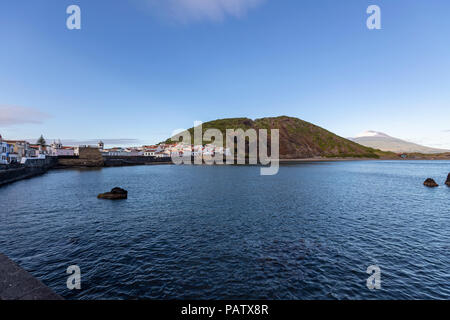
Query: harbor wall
[[57, 147, 104, 167], [103, 156, 172, 167], [0, 157, 57, 187], [0, 253, 62, 300]]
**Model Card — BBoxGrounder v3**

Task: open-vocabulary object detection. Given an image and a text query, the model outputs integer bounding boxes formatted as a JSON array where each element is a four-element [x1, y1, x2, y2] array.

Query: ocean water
[[0, 161, 449, 300]]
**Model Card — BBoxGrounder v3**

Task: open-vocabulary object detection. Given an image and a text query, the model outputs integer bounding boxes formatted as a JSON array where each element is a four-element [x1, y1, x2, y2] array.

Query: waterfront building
[[144, 151, 156, 157], [8, 153, 19, 163], [144, 147, 157, 157], [123, 148, 143, 156], [4, 140, 31, 161], [100, 146, 143, 157], [99, 143, 231, 159], [101, 147, 123, 156], [153, 152, 168, 158], [47, 140, 75, 157], [74, 145, 99, 156], [28, 145, 40, 157], [1, 135, 7, 164], [0, 135, 14, 164]]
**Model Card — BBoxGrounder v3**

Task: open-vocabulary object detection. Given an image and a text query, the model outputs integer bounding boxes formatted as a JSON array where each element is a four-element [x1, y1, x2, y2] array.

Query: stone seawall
[[0, 157, 57, 187], [0, 253, 62, 300], [103, 156, 172, 167], [57, 147, 104, 167], [0, 167, 46, 187]]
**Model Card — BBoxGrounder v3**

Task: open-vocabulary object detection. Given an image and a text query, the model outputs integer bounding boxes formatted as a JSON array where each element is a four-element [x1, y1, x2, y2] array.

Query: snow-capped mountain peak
[[351, 130, 450, 154]]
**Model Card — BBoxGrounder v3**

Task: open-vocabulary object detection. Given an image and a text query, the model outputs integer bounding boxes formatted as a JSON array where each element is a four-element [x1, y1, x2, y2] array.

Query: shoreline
[[280, 158, 378, 163], [280, 157, 450, 162], [2, 157, 450, 188], [0, 167, 50, 187]]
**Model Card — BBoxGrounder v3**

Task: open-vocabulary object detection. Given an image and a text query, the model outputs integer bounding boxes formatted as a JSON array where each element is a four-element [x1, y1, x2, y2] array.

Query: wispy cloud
[[147, 0, 265, 23], [0, 105, 50, 126]]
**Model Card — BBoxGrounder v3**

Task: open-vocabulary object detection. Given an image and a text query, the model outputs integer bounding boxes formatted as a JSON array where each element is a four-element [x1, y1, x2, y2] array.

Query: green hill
[[164, 116, 395, 159]]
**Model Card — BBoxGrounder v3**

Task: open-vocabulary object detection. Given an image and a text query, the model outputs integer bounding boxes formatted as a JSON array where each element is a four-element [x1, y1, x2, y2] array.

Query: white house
[[154, 151, 171, 158], [47, 140, 75, 156], [8, 153, 19, 163], [0, 134, 15, 164], [144, 149, 157, 157], [1, 135, 9, 164], [101, 147, 142, 157]]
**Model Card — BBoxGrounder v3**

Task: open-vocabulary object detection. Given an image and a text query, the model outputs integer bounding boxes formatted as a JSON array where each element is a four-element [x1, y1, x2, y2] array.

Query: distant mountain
[[165, 117, 395, 159], [350, 131, 450, 154]]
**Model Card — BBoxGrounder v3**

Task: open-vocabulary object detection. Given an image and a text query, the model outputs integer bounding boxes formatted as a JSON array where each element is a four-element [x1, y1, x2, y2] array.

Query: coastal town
[[1, 133, 232, 166]]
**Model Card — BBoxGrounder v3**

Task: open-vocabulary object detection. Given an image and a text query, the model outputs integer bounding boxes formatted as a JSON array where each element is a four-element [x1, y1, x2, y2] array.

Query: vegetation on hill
[[164, 116, 397, 159]]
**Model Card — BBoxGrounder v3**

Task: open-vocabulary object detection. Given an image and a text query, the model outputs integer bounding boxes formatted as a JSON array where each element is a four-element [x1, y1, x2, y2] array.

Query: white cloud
[[0, 105, 50, 126], [147, 0, 265, 22]]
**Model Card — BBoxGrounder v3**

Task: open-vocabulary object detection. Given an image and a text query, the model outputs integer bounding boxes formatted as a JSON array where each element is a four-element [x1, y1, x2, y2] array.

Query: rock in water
[[446, 174, 450, 187], [423, 178, 439, 188], [98, 187, 128, 200]]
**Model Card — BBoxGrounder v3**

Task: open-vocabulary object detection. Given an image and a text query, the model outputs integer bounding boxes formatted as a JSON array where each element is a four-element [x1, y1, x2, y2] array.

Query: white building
[[144, 149, 157, 157], [1, 135, 10, 164], [47, 140, 75, 156], [8, 153, 19, 163], [154, 152, 170, 158], [0, 135, 16, 164], [101, 147, 142, 157]]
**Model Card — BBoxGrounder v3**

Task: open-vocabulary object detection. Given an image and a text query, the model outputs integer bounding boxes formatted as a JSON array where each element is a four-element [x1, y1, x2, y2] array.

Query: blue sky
[[1, 0, 450, 148]]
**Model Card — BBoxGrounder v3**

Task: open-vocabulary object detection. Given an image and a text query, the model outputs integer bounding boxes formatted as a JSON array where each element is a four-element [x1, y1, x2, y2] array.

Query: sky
[[1, 0, 450, 148]]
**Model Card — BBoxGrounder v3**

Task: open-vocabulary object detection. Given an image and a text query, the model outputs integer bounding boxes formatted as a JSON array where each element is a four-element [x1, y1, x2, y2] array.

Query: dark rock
[[97, 187, 128, 200], [446, 173, 450, 187], [423, 178, 439, 188]]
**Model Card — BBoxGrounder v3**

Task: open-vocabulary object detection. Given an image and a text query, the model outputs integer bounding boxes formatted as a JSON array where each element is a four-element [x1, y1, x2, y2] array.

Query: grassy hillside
[[165, 116, 396, 159]]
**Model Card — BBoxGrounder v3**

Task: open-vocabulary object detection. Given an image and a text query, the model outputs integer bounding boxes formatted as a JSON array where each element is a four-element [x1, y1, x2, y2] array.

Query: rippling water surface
[[0, 161, 449, 299]]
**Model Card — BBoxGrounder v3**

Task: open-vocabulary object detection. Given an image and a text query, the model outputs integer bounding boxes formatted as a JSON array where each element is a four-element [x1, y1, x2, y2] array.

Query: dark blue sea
[[0, 161, 449, 299]]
